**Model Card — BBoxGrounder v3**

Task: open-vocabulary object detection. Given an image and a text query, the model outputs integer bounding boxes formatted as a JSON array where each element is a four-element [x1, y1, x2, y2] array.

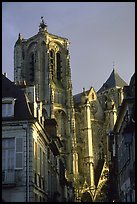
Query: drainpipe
[[23, 123, 29, 202]]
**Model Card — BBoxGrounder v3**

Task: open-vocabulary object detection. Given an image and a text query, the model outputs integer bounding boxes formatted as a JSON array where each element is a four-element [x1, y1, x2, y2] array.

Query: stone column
[[83, 100, 95, 189]]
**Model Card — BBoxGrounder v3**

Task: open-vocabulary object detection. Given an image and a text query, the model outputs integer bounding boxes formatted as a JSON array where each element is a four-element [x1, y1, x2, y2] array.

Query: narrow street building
[[2, 74, 69, 202], [110, 73, 135, 202]]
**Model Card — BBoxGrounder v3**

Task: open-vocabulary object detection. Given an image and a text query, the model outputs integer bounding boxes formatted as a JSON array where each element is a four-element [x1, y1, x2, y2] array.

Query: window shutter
[[37, 144, 40, 174], [2, 150, 6, 170], [40, 148, 44, 177], [2, 104, 6, 117], [16, 138, 23, 169]]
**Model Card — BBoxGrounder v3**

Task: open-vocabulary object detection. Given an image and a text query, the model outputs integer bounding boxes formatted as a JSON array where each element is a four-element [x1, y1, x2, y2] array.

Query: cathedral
[[4, 18, 132, 202]]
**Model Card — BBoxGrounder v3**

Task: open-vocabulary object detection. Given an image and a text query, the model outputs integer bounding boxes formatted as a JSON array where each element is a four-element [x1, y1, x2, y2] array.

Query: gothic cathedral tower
[[14, 18, 76, 180]]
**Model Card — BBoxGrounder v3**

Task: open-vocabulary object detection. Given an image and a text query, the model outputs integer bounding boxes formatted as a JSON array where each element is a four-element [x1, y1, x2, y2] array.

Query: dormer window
[[2, 98, 16, 117]]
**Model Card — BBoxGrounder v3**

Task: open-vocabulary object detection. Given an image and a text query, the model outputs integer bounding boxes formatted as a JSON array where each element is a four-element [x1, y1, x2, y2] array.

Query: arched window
[[29, 53, 35, 82], [56, 52, 62, 81], [92, 93, 94, 100], [49, 50, 54, 80]]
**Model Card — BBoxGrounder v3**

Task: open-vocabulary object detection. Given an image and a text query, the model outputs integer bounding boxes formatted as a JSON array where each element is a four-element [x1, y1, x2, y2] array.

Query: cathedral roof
[[73, 89, 90, 105], [97, 69, 128, 93], [73, 92, 82, 104]]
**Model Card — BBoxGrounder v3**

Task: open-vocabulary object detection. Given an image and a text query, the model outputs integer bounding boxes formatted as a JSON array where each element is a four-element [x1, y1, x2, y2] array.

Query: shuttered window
[[15, 138, 23, 169], [2, 138, 15, 183], [2, 138, 15, 170], [33, 140, 37, 171], [37, 144, 40, 174]]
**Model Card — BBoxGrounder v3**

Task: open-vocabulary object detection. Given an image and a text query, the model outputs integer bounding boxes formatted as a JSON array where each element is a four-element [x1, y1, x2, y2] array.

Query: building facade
[[110, 73, 135, 202], [2, 74, 73, 202]]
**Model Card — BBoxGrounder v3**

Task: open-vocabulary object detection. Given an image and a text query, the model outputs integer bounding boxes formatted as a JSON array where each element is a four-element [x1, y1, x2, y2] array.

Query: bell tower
[[14, 17, 76, 178]]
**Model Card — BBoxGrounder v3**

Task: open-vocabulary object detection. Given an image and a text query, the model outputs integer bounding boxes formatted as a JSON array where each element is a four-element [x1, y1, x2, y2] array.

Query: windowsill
[[2, 115, 14, 118], [2, 182, 16, 187]]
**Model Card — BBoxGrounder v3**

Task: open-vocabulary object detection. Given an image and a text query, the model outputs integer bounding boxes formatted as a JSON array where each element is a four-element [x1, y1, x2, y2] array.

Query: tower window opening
[[29, 53, 34, 82], [92, 93, 94, 100], [56, 52, 62, 81], [49, 50, 54, 80]]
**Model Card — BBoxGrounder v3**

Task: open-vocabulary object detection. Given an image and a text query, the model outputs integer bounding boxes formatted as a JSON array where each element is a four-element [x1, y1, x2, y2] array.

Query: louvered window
[[49, 50, 54, 80], [56, 52, 62, 81], [15, 138, 23, 169]]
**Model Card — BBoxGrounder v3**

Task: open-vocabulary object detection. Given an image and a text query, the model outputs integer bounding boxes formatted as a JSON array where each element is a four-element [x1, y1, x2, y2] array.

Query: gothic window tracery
[[49, 50, 54, 80], [29, 52, 35, 82], [92, 93, 94, 100], [56, 52, 62, 81]]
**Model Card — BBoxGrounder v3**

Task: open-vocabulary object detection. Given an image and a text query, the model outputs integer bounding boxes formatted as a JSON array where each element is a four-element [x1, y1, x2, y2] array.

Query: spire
[[97, 68, 128, 93], [39, 16, 47, 31], [112, 61, 117, 74], [15, 33, 23, 45], [18, 33, 23, 40], [113, 61, 115, 70]]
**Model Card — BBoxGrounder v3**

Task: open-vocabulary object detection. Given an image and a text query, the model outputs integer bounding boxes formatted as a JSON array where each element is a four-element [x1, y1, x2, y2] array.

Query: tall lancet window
[[29, 53, 35, 82], [49, 50, 54, 80], [56, 52, 62, 81]]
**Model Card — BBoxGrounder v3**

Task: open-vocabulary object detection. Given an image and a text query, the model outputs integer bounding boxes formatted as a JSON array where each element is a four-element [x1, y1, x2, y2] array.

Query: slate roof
[[2, 74, 34, 121], [73, 89, 90, 105], [97, 69, 128, 93], [73, 92, 83, 104]]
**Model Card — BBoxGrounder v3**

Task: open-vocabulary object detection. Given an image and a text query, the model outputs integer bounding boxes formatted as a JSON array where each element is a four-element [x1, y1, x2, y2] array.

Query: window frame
[[49, 49, 55, 80], [2, 138, 15, 170], [15, 137, 23, 169], [2, 97, 16, 118], [56, 52, 62, 81]]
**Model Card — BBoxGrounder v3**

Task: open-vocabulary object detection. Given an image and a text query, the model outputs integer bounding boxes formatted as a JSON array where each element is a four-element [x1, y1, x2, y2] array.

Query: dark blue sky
[[2, 2, 135, 94]]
